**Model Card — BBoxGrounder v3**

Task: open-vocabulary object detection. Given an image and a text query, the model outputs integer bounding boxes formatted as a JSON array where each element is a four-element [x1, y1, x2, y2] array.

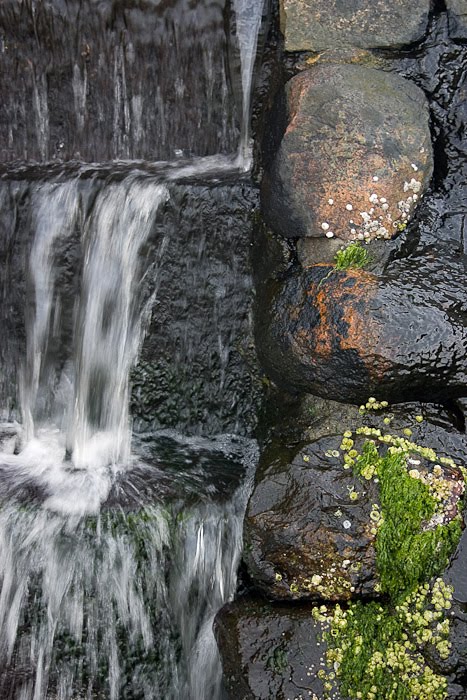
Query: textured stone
[[215, 598, 326, 700], [244, 433, 380, 601], [215, 593, 467, 700], [256, 258, 467, 404], [280, 0, 430, 52], [244, 406, 465, 601], [261, 64, 433, 241], [446, 0, 467, 39]]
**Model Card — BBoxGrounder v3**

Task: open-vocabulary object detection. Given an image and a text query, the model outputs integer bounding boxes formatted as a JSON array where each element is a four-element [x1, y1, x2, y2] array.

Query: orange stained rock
[[293, 266, 392, 381]]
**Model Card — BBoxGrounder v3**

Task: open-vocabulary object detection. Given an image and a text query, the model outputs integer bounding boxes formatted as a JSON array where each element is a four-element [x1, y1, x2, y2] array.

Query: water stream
[[0, 0, 266, 697]]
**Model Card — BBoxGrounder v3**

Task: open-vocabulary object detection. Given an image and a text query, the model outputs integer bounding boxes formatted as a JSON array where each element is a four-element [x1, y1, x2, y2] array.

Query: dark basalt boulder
[[280, 0, 430, 52], [244, 433, 380, 601], [261, 64, 433, 242], [214, 598, 326, 700], [256, 259, 467, 404], [244, 401, 466, 601], [215, 594, 467, 700]]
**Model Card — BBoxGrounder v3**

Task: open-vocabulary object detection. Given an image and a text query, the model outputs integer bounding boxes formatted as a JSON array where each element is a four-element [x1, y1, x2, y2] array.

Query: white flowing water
[[0, 0, 266, 696], [0, 165, 258, 698], [232, 0, 266, 170], [70, 179, 169, 470], [0, 432, 256, 699]]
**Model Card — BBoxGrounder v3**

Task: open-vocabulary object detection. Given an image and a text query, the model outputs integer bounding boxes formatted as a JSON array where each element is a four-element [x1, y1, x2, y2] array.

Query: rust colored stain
[[295, 266, 392, 381], [312, 283, 333, 358]]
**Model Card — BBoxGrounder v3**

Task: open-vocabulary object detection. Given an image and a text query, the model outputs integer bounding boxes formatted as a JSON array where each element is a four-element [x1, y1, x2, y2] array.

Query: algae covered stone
[[261, 63, 433, 241], [280, 0, 430, 52], [244, 409, 465, 602]]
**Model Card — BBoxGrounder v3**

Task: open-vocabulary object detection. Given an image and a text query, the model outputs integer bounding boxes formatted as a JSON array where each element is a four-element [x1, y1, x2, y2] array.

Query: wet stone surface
[[256, 258, 467, 405], [261, 64, 433, 242], [244, 401, 466, 602], [280, 0, 430, 52], [244, 433, 380, 601], [215, 595, 467, 700], [214, 597, 326, 700]]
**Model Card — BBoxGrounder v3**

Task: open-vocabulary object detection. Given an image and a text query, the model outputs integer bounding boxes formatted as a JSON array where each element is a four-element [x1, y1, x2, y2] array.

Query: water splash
[[0, 431, 256, 699]]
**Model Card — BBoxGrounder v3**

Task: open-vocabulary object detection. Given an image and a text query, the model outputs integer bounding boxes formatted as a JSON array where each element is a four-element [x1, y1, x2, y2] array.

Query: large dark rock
[[214, 598, 326, 700], [245, 433, 379, 601], [280, 0, 430, 51], [261, 64, 433, 241], [256, 258, 467, 404], [244, 401, 466, 601], [215, 592, 467, 700]]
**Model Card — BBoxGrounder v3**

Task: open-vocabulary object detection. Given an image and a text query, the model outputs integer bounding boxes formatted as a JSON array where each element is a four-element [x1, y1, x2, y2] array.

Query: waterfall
[[0, 0, 265, 697], [0, 434, 256, 699], [232, 0, 266, 170], [70, 179, 169, 470]]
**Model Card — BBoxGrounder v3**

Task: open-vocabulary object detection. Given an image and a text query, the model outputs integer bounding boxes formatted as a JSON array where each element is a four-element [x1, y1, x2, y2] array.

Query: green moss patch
[[321, 578, 453, 700], [353, 439, 463, 598], [334, 242, 370, 270], [315, 409, 466, 700]]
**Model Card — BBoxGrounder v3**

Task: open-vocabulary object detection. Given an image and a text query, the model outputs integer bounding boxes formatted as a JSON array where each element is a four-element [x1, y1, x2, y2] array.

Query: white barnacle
[[346, 204, 353, 211], [328, 198, 334, 205], [373, 176, 379, 182], [321, 222, 330, 231], [343, 520, 351, 529], [325, 230, 334, 238], [369, 193, 379, 204], [411, 163, 418, 171]]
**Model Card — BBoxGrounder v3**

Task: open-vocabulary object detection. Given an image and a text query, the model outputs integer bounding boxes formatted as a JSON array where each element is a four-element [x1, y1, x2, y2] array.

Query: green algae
[[353, 440, 463, 598], [334, 242, 370, 270], [322, 578, 453, 700], [317, 410, 465, 700]]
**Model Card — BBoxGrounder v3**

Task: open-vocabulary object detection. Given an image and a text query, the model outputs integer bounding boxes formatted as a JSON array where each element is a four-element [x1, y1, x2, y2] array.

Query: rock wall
[[216, 2, 467, 699]]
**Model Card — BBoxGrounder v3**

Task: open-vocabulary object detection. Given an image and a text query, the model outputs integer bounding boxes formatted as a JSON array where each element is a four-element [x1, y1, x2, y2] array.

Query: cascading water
[[0, 0, 266, 697], [232, 0, 266, 170]]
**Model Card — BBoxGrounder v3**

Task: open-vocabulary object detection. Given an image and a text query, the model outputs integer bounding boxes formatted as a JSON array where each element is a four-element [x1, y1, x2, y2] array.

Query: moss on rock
[[320, 578, 454, 700]]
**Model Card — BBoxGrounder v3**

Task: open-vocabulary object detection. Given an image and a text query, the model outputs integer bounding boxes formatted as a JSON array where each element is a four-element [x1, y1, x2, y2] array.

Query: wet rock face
[[280, 0, 430, 51], [244, 434, 379, 601], [215, 592, 467, 700], [261, 64, 433, 241], [244, 400, 466, 602], [0, 0, 238, 162], [214, 598, 326, 700], [256, 261, 467, 404], [446, 0, 467, 39]]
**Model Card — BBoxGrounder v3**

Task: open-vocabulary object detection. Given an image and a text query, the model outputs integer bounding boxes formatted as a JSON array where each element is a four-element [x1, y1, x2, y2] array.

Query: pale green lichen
[[311, 403, 465, 700], [320, 578, 454, 700]]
